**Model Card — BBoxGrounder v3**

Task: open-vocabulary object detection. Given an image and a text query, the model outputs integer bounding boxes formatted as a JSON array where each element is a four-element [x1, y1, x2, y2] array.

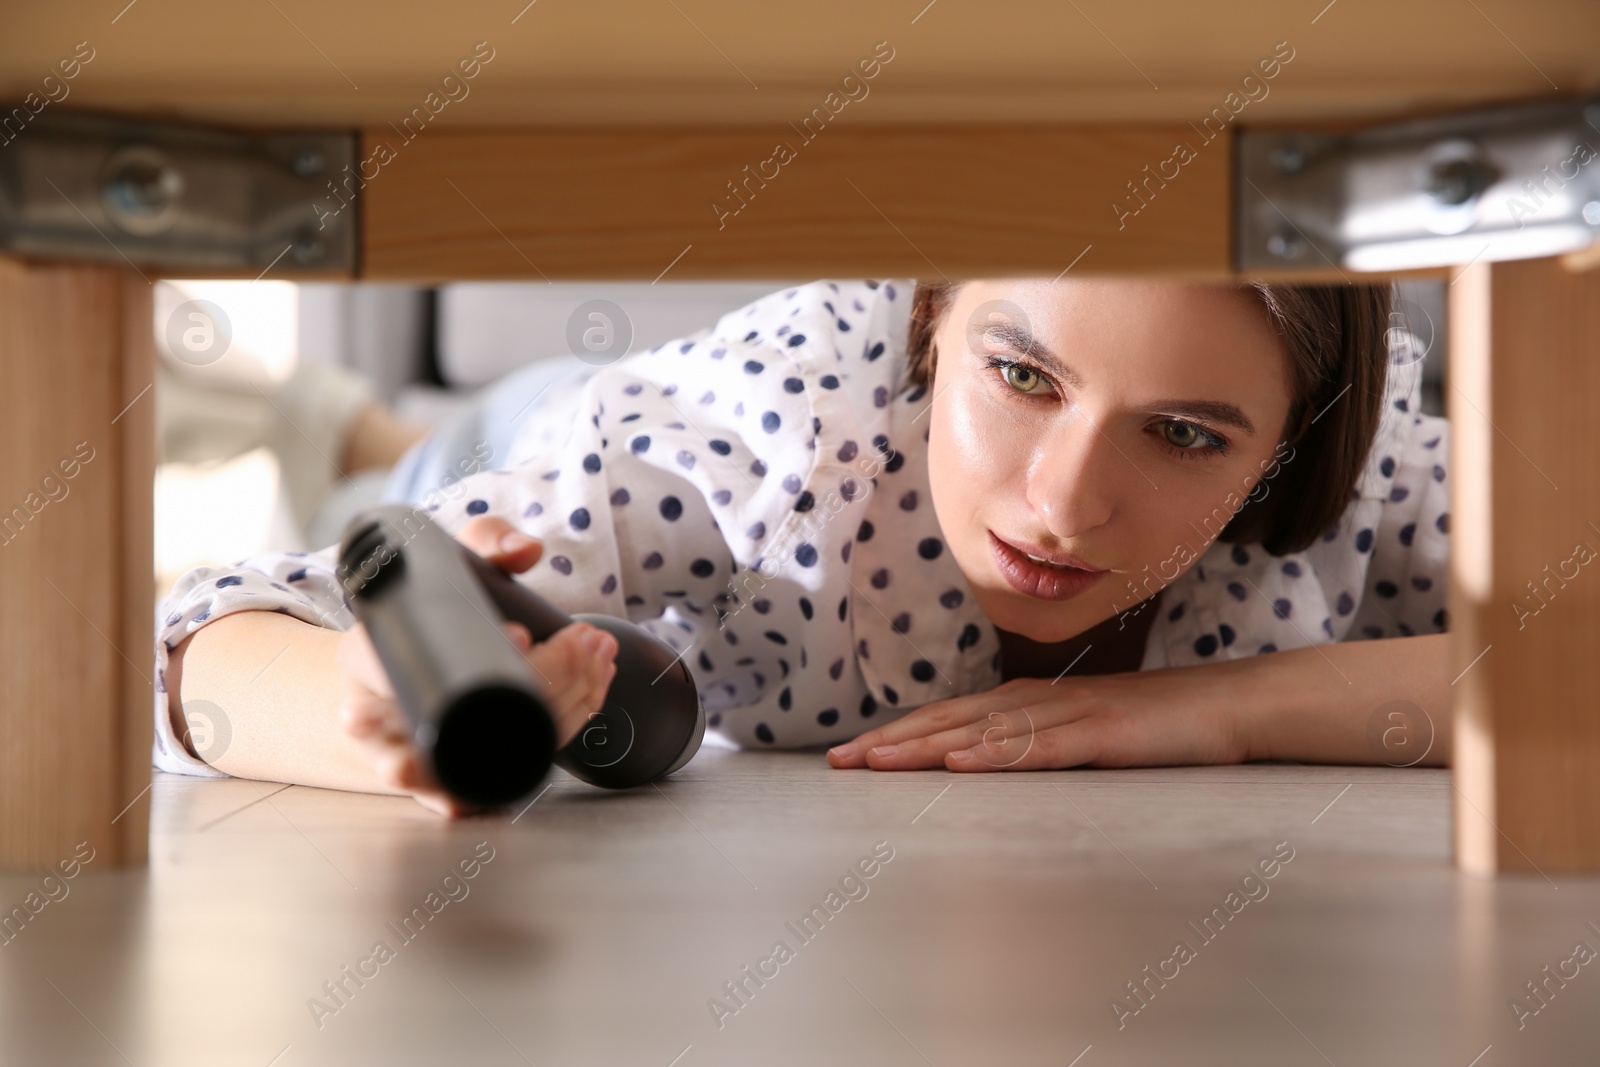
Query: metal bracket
[[0, 112, 357, 273], [1239, 97, 1600, 272]]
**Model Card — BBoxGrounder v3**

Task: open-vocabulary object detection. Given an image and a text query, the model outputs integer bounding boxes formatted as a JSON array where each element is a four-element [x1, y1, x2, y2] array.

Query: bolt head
[[1270, 145, 1306, 175], [1266, 232, 1306, 260], [291, 147, 326, 179], [292, 232, 325, 264]]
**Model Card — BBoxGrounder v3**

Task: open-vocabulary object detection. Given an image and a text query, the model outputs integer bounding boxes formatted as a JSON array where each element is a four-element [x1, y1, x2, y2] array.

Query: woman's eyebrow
[[973, 319, 1258, 436], [1145, 399, 1257, 436], [973, 320, 1084, 388]]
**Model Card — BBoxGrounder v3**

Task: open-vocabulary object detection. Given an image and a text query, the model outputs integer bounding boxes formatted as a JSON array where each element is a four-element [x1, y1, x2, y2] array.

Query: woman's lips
[[988, 530, 1107, 602]]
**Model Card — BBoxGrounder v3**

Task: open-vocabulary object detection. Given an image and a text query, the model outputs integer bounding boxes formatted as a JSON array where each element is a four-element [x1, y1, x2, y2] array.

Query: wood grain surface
[[0, 260, 153, 870], [358, 125, 1231, 281], [1451, 256, 1600, 873]]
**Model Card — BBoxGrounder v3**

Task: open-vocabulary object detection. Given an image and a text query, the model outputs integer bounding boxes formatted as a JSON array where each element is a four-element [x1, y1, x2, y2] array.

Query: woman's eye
[[1000, 362, 1048, 395], [981, 355, 1053, 397], [1161, 421, 1204, 449], [1157, 420, 1226, 457]]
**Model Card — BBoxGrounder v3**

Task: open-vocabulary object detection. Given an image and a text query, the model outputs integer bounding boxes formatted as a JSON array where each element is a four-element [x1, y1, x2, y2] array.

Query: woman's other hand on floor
[[825, 671, 1247, 773], [826, 634, 1451, 772]]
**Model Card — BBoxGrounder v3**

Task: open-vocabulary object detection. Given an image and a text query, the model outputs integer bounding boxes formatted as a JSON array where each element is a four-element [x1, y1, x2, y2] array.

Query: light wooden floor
[[2, 752, 1597, 1066]]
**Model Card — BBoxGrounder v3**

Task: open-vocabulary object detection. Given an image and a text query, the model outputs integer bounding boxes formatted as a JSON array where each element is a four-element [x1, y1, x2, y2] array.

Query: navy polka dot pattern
[[150, 279, 1449, 772]]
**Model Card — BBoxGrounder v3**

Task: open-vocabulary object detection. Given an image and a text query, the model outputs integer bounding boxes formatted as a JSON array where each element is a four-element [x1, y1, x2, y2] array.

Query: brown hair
[[905, 280, 1393, 556]]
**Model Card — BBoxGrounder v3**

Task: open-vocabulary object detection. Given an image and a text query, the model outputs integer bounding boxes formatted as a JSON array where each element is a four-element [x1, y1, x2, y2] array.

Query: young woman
[[158, 277, 1450, 816]]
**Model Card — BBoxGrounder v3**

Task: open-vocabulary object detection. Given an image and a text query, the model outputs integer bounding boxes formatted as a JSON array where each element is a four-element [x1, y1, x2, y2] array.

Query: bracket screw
[[292, 230, 325, 264], [291, 147, 326, 179], [1424, 157, 1497, 206], [1270, 145, 1306, 175], [1266, 232, 1307, 261]]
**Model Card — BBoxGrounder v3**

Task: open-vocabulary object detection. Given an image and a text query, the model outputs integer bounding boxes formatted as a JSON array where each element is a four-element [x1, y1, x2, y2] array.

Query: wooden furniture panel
[[0, 259, 152, 870], [360, 126, 1229, 281], [1451, 256, 1600, 873], [1, 0, 1594, 128]]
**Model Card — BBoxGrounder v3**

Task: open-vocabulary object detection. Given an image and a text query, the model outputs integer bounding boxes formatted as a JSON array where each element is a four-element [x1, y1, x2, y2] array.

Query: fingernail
[[500, 530, 536, 553], [582, 628, 611, 654], [947, 749, 975, 764], [869, 745, 898, 760], [828, 743, 858, 761]]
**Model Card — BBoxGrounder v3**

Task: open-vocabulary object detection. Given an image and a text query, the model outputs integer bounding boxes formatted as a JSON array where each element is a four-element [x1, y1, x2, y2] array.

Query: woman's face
[[925, 279, 1295, 644]]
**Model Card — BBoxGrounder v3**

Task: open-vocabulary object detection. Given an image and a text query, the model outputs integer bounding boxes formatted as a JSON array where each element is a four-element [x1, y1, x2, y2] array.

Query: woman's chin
[[1011, 624, 1083, 645], [973, 589, 1081, 644]]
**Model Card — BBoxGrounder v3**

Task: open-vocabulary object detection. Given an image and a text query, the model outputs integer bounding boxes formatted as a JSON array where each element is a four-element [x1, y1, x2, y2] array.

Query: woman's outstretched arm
[[169, 609, 381, 793], [1235, 632, 1448, 765], [165, 516, 619, 816], [826, 633, 1450, 771]]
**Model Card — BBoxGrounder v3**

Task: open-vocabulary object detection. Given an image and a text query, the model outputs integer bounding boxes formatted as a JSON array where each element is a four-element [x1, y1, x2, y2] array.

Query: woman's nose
[[1025, 407, 1122, 539]]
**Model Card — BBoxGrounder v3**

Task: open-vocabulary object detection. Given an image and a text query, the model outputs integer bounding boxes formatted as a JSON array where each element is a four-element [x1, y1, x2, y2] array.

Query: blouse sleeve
[[420, 373, 745, 631], [152, 541, 354, 776]]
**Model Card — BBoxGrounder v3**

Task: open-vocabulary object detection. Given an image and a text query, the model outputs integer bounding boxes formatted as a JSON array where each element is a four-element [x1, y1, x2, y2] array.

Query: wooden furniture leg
[[1451, 255, 1600, 874], [0, 258, 154, 870]]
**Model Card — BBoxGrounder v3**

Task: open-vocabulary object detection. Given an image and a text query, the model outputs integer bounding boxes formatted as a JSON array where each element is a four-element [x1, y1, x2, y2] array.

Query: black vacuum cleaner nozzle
[[336, 504, 704, 807]]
